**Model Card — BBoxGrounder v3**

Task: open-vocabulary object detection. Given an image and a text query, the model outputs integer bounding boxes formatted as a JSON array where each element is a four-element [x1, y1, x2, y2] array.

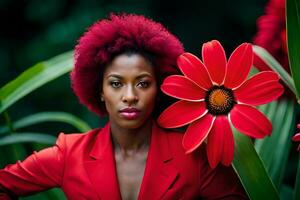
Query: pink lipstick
[[119, 107, 141, 120]]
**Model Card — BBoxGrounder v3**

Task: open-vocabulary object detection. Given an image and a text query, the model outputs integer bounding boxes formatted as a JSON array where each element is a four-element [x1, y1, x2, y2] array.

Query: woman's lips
[[119, 108, 141, 120]]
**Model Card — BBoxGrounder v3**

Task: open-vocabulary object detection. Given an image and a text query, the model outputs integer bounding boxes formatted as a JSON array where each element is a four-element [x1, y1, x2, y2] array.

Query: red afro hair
[[71, 13, 184, 116]]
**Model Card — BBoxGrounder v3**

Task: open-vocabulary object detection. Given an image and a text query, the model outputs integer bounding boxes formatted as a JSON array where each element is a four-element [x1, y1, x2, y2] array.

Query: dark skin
[[112, 121, 151, 200], [102, 53, 157, 200]]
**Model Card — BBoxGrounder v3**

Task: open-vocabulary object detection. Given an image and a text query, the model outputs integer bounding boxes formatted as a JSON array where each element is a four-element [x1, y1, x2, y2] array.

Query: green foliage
[[255, 99, 295, 188], [225, 0, 300, 197], [0, 51, 73, 114], [287, 0, 300, 103], [281, 184, 293, 200], [20, 188, 66, 200], [0, 112, 92, 135], [232, 130, 280, 200], [253, 45, 297, 98], [295, 154, 300, 200], [0, 52, 88, 199], [287, 0, 300, 199], [0, 133, 56, 146]]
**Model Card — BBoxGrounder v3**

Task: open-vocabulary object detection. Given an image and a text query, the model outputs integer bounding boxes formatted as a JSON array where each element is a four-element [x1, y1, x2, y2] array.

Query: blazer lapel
[[84, 123, 122, 200], [138, 123, 179, 200]]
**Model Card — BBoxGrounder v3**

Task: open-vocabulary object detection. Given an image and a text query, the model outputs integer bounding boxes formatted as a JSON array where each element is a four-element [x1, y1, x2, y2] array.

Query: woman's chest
[[114, 149, 148, 200]]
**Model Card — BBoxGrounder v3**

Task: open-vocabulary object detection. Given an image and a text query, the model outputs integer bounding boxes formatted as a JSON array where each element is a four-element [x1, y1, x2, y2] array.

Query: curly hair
[[71, 13, 184, 116]]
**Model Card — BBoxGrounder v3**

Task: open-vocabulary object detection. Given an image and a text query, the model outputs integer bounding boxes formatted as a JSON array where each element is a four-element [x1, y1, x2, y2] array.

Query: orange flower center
[[205, 86, 235, 115]]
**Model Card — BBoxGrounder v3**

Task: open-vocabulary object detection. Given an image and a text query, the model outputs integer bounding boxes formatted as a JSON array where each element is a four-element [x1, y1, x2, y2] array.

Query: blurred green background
[[4, 0, 294, 199]]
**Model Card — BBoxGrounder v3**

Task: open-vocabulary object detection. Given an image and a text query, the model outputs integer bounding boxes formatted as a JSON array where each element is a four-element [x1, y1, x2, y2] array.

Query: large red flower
[[158, 40, 284, 168]]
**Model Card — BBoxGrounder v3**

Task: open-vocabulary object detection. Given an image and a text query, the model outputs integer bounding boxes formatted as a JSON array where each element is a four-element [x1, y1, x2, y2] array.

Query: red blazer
[[0, 123, 247, 199]]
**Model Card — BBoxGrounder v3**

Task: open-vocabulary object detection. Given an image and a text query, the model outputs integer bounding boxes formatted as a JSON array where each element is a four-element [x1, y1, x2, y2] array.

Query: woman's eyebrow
[[136, 73, 153, 79], [106, 73, 153, 79], [106, 74, 123, 79]]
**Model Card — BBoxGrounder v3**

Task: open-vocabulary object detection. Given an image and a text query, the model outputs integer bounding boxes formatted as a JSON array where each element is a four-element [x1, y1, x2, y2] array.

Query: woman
[[0, 14, 248, 199]]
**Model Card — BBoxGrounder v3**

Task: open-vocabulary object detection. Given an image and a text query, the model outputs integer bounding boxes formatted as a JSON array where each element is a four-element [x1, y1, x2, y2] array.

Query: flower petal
[[293, 133, 300, 151], [161, 75, 206, 101], [230, 104, 272, 138], [224, 43, 253, 89], [206, 116, 234, 168], [177, 53, 212, 90], [221, 119, 234, 166], [183, 114, 215, 153], [234, 71, 284, 105], [202, 40, 227, 85], [253, 53, 271, 71], [292, 133, 300, 142], [157, 100, 207, 128]]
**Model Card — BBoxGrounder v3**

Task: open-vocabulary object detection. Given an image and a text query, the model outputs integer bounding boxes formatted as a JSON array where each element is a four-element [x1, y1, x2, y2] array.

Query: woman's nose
[[121, 86, 138, 103]]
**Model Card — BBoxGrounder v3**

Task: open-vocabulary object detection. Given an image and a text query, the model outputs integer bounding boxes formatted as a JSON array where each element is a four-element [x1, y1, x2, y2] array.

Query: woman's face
[[102, 53, 157, 129]]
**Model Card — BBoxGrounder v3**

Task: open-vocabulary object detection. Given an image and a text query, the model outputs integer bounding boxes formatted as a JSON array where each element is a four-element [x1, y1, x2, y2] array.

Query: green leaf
[[280, 184, 293, 200], [0, 51, 73, 114], [0, 133, 56, 146], [294, 153, 300, 200], [286, 0, 300, 104], [255, 101, 278, 158], [3, 111, 15, 132], [255, 99, 295, 188], [43, 188, 66, 200], [252, 45, 297, 99], [258, 101, 279, 124], [20, 188, 67, 200], [19, 192, 50, 200], [257, 101, 271, 115], [0, 112, 91, 134], [233, 130, 280, 200]]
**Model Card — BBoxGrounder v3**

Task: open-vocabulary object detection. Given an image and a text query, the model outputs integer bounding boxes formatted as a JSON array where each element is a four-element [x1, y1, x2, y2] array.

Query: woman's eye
[[110, 81, 122, 88], [137, 81, 150, 88]]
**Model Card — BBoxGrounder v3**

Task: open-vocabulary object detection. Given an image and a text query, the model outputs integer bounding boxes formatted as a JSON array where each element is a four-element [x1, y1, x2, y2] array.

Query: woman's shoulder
[[58, 127, 101, 141], [54, 127, 103, 153]]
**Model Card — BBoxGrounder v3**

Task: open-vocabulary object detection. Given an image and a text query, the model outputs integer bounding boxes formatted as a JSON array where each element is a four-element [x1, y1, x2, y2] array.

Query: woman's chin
[[114, 116, 152, 130]]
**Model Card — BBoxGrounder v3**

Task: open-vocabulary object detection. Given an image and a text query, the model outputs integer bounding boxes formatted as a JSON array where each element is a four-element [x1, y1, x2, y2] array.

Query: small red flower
[[292, 124, 300, 151], [253, 0, 288, 72], [158, 40, 284, 168]]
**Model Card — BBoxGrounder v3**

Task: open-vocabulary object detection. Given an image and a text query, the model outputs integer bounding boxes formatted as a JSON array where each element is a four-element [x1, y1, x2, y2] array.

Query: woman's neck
[[110, 119, 152, 156]]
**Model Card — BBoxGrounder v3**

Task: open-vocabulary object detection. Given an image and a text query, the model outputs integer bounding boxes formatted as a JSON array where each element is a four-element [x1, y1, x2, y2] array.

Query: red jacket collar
[[84, 122, 178, 200]]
